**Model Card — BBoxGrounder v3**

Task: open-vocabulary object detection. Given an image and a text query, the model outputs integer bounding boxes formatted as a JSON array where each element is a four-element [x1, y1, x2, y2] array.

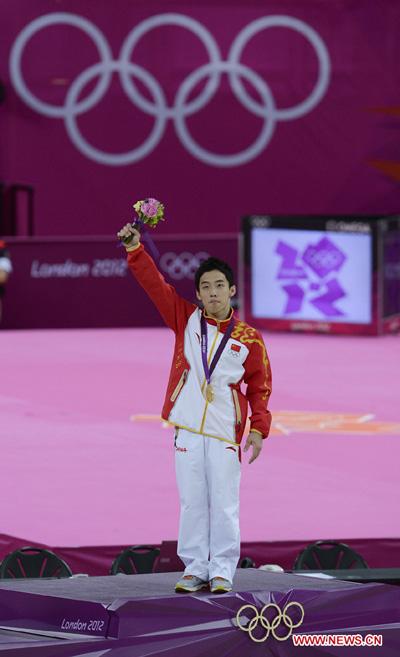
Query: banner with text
[[1, 236, 238, 329]]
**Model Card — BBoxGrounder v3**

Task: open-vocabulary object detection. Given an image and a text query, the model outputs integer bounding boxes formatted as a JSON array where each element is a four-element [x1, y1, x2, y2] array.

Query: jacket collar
[[202, 307, 234, 327]]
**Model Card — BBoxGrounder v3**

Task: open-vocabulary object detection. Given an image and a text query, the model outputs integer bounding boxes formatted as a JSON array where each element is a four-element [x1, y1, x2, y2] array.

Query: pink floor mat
[[1, 327, 399, 548]]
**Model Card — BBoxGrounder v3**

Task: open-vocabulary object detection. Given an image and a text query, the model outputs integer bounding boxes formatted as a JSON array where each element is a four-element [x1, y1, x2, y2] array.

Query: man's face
[[196, 269, 236, 320]]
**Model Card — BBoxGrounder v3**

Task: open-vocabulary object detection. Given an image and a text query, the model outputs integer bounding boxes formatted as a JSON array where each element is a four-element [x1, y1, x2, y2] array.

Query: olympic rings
[[65, 61, 167, 166], [236, 602, 305, 642], [304, 249, 344, 269], [119, 13, 222, 119], [10, 13, 113, 118], [228, 15, 330, 121], [9, 12, 331, 167], [159, 251, 210, 280], [174, 60, 277, 167]]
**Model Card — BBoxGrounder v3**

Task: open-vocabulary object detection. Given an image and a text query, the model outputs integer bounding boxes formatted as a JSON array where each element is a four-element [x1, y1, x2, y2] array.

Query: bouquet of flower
[[120, 197, 165, 250], [133, 198, 165, 228]]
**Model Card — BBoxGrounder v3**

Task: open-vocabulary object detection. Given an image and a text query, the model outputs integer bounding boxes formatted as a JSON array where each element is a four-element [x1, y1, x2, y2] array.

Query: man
[[117, 223, 272, 594], [0, 239, 12, 323]]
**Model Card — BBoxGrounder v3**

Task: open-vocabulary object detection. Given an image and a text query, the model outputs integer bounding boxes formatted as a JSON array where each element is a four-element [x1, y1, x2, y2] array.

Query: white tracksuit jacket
[[127, 244, 272, 447]]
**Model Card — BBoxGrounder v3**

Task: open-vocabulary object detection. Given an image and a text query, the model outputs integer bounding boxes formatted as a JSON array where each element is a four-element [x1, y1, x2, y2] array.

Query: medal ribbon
[[200, 313, 235, 390]]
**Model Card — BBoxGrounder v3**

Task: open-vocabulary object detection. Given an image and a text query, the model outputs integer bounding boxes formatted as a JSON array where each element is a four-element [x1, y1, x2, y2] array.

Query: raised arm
[[117, 223, 196, 333]]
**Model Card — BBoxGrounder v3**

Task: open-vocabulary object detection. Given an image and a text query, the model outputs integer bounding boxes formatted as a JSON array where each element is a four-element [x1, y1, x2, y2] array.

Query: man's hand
[[117, 223, 140, 248], [243, 431, 263, 464]]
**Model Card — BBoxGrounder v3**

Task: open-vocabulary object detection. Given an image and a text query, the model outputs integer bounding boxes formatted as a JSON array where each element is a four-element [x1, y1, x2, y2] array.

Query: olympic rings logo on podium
[[9, 12, 331, 167], [236, 602, 305, 642]]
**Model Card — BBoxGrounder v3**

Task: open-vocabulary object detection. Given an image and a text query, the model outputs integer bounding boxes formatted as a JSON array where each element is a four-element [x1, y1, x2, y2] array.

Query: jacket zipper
[[232, 388, 241, 429], [170, 369, 188, 402]]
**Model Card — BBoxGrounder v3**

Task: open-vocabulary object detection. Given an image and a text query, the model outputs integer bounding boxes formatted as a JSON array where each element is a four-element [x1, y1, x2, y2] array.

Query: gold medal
[[206, 384, 214, 403]]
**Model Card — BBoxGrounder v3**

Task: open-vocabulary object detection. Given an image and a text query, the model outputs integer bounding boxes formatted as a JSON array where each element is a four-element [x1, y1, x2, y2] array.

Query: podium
[[241, 214, 400, 335]]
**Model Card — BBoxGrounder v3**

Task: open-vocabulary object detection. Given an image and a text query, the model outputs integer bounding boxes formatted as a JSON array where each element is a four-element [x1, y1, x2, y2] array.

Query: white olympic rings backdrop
[[9, 12, 331, 168]]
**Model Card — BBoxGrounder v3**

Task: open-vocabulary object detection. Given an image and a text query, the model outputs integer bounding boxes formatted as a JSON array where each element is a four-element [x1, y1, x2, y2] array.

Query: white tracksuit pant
[[174, 427, 241, 583]]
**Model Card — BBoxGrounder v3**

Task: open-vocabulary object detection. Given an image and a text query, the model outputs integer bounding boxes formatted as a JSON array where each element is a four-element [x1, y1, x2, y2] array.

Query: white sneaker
[[210, 577, 232, 593], [175, 575, 209, 593]]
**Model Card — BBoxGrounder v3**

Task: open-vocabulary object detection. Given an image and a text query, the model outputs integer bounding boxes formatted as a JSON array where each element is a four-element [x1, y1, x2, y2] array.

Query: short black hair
[[195, 257, 235, 291]]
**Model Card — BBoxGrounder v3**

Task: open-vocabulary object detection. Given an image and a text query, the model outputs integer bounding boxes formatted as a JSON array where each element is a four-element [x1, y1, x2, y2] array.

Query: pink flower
[[141, 198, 159, 218]]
